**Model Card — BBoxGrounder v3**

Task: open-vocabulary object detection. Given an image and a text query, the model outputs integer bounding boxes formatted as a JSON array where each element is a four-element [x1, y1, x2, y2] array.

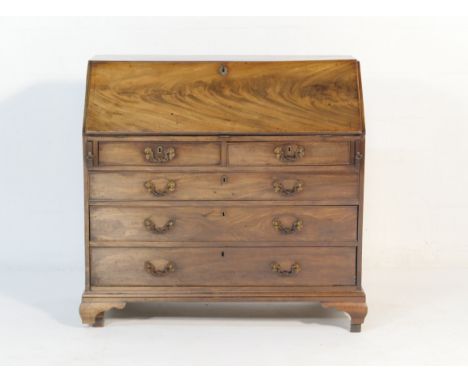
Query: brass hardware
[[271, 262, 301, 276], [144, 180, 176, 197], [144, 218, 175, 234], [218, 64, 228, 76], [144, 261, 175, 276], [272, 180, 304, 196], [274, 144, 305, 162], [144, 145, 176, 163], [272, 218, 303, 234]]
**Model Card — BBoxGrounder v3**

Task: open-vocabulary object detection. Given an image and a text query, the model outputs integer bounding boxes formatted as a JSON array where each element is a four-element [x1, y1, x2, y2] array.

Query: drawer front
[[90, 247, 356, 287], [89, 171, 359, 202], [98, 141, 221, 166], [228, 141, 352, 166], [90, 206, 357, 243]]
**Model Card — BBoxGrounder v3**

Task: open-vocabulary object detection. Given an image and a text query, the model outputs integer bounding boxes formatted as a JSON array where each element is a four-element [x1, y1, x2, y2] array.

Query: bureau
[[79, 57, 368, 331]]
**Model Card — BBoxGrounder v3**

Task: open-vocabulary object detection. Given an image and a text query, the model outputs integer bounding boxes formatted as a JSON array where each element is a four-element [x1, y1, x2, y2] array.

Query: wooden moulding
[[81, 58, 367, 332], [79, 291, 367, 331]]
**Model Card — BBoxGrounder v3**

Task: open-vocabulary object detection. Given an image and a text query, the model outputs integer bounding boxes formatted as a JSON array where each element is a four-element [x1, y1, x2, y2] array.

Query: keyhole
[[221, 175, 228, 184], [157, 146, 163, 154], [218, 64, 228, 76], [287, 146, 292, 153], [222, 211, 225, 217], [221, 251, 225, 257]]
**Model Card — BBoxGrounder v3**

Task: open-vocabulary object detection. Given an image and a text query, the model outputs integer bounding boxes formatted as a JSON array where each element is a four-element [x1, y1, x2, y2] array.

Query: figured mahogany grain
[[90, 205, 357, 243], [81, 57, 368, 331], [228, 141, 351, 166], [89, 171, 359, 202], [90, 247, 356, 287], [84, 60, 363, 134], [98, 141, 221, 167]]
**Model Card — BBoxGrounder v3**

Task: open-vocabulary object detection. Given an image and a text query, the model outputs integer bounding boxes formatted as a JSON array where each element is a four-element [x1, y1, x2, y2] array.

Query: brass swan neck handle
[[144, 218, 175, 234], [144, 180, 176, 197], [272, 180, 303, 196], [271, 262, 301, 276], [144, 261, 175, 276], [272, 218, 303, 234]]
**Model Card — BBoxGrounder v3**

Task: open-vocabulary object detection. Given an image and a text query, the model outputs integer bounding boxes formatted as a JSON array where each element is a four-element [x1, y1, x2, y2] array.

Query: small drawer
[[228, 141, 352, 166], [98, 141, 221, 167], [90, 247, 356, 287], [89, 171, 359, 203], [90, 206, 357, 243]]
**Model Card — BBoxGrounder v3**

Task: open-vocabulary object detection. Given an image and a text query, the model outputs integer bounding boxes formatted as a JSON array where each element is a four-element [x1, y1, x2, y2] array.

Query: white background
[[0, 17, 467, 365]]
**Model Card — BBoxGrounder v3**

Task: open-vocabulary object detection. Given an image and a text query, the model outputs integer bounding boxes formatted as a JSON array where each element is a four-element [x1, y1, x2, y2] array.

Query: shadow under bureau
[[80, 57, 368, 331]]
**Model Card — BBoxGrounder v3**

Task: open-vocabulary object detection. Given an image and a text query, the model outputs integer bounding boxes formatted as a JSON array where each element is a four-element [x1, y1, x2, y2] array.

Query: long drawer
[[90, 247, 356, 287], [90, 205, 357, 243], [89, 171, 359, 202]]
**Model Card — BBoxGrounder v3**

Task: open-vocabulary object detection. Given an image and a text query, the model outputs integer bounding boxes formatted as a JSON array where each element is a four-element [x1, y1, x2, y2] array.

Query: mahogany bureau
[[79, 56, 368, 331]]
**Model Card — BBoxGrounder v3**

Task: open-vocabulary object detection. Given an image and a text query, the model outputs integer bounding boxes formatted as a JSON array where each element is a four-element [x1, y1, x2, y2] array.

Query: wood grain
[[89, 171, 359, 202], [228, 141, 351, 166], [98, 141, 221, 166], [79, 301, 126, 325], [90, 205, 357, 243], [90, 247, 356, 287], [81, 58, 367, 330], [321, 301, 368, 332], [84, 60, 363, 134]]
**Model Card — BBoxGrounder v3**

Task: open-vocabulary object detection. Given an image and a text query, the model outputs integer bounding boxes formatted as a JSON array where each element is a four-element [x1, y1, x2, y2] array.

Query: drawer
[[98, 141, 221, 166], [90, 247, 356, 287], [228, 141, 352, 166], [89, 171, 359, 203], [90, 206, 357, 243]]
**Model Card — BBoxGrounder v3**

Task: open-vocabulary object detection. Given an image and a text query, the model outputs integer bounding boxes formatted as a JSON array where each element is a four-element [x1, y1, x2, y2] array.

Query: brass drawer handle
[[144, 218, 175, 234], [144, 145, 176, 163], [144, 261, 175, 276], [272, 218, 303, 234], [271, 262, 301, 276], [144, 180, 176, 197], [272, 180, 303, 196], [274, 144, 305, 162]]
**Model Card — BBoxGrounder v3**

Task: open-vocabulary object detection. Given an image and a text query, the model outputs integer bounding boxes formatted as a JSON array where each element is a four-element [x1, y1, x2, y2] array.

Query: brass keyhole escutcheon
[[218, 64, 228, 76]]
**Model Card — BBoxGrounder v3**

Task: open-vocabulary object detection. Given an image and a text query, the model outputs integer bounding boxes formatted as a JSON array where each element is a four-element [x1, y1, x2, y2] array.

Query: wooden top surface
[[84, 59, 364, 135], [90, 55, 356, 61]]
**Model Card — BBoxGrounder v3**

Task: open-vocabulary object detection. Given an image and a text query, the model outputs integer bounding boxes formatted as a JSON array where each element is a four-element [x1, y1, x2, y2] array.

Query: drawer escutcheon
[[274, 144, 305, 162], [144, 145, 176, 163]]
